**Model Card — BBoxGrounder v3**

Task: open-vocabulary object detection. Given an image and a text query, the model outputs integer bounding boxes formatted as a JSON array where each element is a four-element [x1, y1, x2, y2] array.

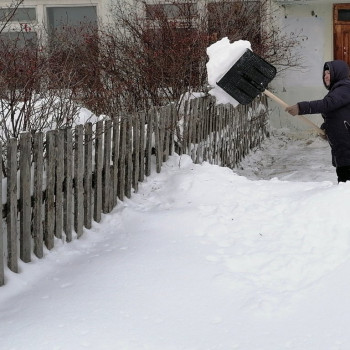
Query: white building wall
[[269, 0, 348, 134]]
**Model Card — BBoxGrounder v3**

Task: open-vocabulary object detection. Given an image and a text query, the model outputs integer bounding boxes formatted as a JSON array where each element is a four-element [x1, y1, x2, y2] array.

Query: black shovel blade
[[216, 49, 277, 105]]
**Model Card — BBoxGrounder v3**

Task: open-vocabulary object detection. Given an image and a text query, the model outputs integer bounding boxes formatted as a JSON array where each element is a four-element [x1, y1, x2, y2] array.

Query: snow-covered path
[[1, 131, 350, 350], [234, 130, 336, 183]]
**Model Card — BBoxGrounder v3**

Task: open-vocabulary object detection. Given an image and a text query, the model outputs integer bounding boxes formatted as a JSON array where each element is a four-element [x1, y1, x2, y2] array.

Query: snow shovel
[[216, 49, 325, 136]]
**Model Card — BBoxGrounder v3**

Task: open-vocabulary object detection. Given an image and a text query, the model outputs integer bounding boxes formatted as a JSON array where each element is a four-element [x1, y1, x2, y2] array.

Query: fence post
[[64, 128, 73, 242], [74, 124, 84, 238], [169, 104, 176, 157], [111, 117, 120, 208], [159, 107, 166, 162], [163, 106, 170, 162], [207, 100, 214, 164], [118, 117, 126, 201], [214, 105, 221, 164], [84, 123, 93, 229], [145, 111, 153, 177], [55, 130, 64, 239], [139, 112, 145, 182], [94, 120, 103, 223], [7, 138, 18, 273], [33, 132, 44, 258], [195, 100, 203, 164], [125, 114, 133, 198], [102, 120, 112, 213], [226, 105, 233, 167], [188, 100, 195, 158], [154, 108, 162, 173], [19, 132, 31, 263], [0, 142, 3, 285], [202, 98, 208, 162], [132, 114, 140, 192], [182, 100, 189, 155], [45, 130, 56, 250]]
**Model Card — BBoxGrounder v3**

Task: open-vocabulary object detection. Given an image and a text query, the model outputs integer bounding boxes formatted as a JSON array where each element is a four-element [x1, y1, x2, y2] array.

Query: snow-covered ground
[[1, 128, 350, 350], [234, 129, 336, 183]]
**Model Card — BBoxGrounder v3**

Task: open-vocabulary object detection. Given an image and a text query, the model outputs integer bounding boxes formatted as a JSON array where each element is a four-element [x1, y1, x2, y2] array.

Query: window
[[46, 6, 98, 54], [0, 30, 39, 91], [338, 9, 350, 22], [47, 6, 97, 30], [0, 31, 37, 48], [145, 3, 197, 19], [0, 7, 36, 22], [46, 6, 98, 89]]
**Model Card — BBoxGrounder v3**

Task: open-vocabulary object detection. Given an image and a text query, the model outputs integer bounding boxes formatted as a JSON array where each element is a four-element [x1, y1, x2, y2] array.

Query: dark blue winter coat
[[298, 60, 350, 167]]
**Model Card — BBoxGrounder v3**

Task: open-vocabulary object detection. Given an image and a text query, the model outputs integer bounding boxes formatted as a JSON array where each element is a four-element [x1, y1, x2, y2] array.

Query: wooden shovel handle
[[263, 89, 326, 136]]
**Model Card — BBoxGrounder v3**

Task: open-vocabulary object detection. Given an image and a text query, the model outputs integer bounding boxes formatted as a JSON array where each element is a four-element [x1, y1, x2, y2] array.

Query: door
[[334, 4, 350, 65]]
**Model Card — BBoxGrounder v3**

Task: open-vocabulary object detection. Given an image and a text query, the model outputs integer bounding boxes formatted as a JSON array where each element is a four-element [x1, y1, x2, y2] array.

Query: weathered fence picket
[[84, 123, 93, 229], [19, 132, 31, 263], [45, 130, 56, 250], [169, 105, 176, 157], [118, 117, 126, 201], [94, 121, 103, 223], [7, 138, 18, 273], [55, 130, 64, 239], [164, 105, 171, 162], [102, 120, 112, 214], [185, 100, 193, 155], [0, 142, 3, 285], [154, 109, 162, 173], [139, 112, 145, 183], [33, 132, 44, 258], [0, 95, 269, 287], [145, 111, 152, 177], [125, 114, 133, 199], [160, 107, 167, 162], [111, 118, 120, 208], [74, 125, 84, 238], [132, 115, 140, 193], [64, 128, 73, 242]]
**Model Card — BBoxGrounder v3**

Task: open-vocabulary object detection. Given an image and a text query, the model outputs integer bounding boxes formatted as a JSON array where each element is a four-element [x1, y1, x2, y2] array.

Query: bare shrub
[[0, 20, 104, 143], [0, 0, 301, 130], [101, 0, 302, 115], [205, 0, 302, 69], [0, 0, 303, 170], [0, 32, 79, 141]]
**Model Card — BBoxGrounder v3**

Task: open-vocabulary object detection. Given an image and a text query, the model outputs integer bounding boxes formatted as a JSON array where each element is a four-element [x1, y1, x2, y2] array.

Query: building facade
[[0, 0, 107, 45]]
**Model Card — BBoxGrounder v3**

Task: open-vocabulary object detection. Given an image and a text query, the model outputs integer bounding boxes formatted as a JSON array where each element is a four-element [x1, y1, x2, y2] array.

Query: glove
[[285, 104, 299, 116]]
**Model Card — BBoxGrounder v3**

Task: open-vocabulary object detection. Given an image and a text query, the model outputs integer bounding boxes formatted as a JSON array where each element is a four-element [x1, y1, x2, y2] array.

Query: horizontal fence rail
[[0, 95, 269, 286]]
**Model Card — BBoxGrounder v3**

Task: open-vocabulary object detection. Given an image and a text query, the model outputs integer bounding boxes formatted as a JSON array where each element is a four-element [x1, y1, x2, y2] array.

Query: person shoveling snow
[[286, 60, 350, 183]]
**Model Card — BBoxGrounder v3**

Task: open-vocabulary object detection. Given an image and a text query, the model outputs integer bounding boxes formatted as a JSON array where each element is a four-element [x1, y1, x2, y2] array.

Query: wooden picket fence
[[178, 95, 268, 167], [0, 94, 268, 286]]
